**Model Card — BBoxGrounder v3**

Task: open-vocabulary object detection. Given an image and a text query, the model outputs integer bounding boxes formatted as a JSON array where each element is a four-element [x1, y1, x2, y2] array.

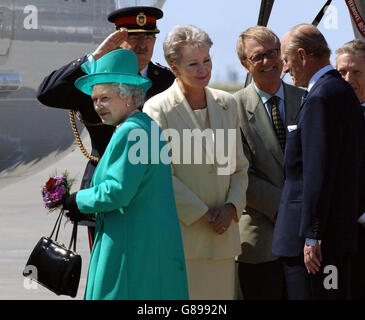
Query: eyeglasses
[[247, 48, 280, 64], [127, 34, 156, 44]]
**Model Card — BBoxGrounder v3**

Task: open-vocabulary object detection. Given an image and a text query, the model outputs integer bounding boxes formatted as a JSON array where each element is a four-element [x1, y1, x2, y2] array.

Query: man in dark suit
[[234, 26, 304, 300], [336, 39, 365, 299], [272, 24, 365, 299], [37, 6, 175, 250]]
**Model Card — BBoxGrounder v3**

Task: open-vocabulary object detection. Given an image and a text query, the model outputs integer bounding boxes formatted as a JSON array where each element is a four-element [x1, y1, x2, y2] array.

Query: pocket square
[[287, 125, 297, 132]]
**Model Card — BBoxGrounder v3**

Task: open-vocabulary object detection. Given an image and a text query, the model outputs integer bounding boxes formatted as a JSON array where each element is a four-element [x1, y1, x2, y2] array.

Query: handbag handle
[[49, 209, 64, 240], [68, 221, 78, 252], [48, 209, 78, 252]]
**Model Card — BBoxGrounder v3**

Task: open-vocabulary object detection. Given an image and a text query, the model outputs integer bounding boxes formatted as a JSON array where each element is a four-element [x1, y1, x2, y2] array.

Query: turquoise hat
[[74, 49, 152, 96]]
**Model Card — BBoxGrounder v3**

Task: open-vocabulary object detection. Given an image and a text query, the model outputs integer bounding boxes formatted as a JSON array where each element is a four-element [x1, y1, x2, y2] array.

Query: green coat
[[76, 112, 188, 300]]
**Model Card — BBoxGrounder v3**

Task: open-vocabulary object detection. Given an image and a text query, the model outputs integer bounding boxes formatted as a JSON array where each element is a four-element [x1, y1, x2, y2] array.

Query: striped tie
[[269, 96, 286, 152]]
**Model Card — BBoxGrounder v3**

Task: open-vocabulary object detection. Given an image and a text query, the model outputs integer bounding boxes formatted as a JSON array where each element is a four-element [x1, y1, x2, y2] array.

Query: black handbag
[[23, 209, 82, 298]]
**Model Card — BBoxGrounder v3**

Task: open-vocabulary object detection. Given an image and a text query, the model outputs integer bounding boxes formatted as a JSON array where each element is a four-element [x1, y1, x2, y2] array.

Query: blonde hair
[[236, 25, 280, 61]]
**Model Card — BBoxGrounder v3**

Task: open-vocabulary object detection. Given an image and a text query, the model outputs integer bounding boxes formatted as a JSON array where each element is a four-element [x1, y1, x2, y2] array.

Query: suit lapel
[[146, 62, 158, 81], [170, 82, 220, 166], [206, 87, 224, 132], [170, 81, 202, 130], [206, 89, 227, 166], [245, 84, 284, 166], [296, 69, 339, 117], [171, 82, 225, 132], [283, 82, 303, 125], [308, 69, 339, 97], [145, 62, 158, 100]]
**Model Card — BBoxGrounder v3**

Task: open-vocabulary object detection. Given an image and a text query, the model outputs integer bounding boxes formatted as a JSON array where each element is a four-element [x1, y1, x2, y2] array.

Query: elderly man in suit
[[234, 26, 304, 300], [37, 6, 174, 250], [336, 39, 365, 299], [272, 24, 365, 300]]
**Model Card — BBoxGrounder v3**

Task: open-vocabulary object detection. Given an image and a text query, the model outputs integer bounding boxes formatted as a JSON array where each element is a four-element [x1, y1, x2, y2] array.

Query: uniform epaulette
[[154, 62, 171, 71]]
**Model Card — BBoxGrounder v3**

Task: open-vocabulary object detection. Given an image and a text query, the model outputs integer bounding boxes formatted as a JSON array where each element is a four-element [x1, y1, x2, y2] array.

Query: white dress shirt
[[140, 65, 148, 77]]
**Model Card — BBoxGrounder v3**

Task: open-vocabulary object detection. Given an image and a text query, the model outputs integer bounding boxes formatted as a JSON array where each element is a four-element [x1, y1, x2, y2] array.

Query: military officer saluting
[[37, 6, 175, 250], [106, 6, 175, 101]]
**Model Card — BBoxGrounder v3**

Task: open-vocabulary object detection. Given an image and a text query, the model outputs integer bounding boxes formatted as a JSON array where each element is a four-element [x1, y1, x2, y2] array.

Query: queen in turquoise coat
[[63, 49, 188, 300]]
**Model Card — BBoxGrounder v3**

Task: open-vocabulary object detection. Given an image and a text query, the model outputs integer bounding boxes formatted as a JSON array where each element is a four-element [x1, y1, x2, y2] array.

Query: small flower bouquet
[[42, 171, 75, 213]]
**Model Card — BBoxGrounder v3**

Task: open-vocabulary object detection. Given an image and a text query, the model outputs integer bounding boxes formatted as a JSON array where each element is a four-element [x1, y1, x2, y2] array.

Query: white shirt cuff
[[305, 238, 322, 246], [358, 213, 365, 224]]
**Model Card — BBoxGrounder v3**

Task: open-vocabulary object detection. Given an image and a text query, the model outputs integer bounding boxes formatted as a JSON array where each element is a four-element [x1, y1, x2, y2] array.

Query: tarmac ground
[[0, 139, 92, 300]]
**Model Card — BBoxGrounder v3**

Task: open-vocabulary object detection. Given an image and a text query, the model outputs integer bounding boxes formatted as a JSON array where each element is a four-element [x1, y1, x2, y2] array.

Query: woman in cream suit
[[143, 25, 249, 300]]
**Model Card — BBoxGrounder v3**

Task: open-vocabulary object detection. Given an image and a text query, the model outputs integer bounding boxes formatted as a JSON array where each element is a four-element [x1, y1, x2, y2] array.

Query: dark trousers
[[238, 260, 286, 300], [81, 174, 96, 253], [351, 225, 365, 299], [280, 254, 352, 300], [280, 256, 311, 300]]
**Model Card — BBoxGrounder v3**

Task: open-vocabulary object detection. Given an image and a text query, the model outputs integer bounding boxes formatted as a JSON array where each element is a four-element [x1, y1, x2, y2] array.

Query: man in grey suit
[[234, 26, 305, 299]]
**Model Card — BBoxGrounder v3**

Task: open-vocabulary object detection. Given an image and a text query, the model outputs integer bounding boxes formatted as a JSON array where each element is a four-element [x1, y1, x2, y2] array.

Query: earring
[[126, 103, 131, 108]]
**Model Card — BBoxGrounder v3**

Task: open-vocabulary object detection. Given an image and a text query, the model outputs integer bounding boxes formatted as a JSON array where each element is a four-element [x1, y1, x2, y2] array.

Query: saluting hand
[[92, 29, 129, 61]]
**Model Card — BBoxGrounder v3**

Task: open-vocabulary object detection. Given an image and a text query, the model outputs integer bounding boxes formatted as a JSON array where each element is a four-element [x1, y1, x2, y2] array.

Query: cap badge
[[136, 12, 147, 26]]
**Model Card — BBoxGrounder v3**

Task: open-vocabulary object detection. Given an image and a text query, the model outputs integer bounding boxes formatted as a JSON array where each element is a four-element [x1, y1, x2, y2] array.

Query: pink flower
[[41, 171, 74, 213]]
